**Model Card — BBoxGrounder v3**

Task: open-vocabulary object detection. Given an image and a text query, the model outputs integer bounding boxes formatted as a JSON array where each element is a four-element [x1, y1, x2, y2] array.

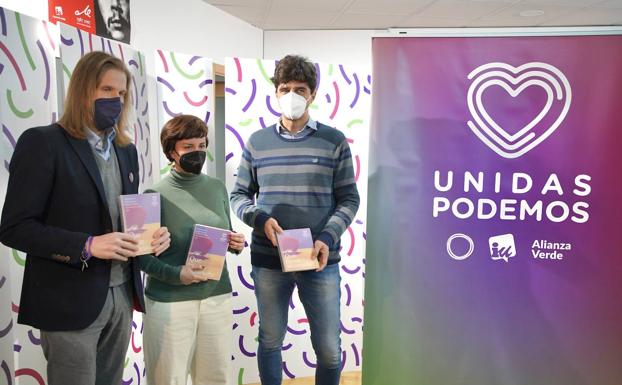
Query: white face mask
[[278, 92, 308, 120]]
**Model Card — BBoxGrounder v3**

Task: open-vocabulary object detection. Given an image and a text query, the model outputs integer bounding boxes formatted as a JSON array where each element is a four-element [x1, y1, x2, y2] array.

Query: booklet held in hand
[[119, 193, 161, 255], [186, 224, 230, 280], [276, 228, 319, 272]]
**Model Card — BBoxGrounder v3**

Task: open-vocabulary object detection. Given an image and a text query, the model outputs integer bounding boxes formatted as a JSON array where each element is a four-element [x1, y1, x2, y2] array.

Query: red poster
[[48, 0, 96, 34]]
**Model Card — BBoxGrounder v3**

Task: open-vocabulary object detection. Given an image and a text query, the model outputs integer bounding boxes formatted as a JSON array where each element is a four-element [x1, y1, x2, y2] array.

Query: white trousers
[[143, 293, 232, 385]]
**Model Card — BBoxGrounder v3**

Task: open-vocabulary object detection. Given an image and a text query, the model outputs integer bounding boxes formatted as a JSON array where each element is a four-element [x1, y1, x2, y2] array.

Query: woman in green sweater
[[140, 115, 244, 385]]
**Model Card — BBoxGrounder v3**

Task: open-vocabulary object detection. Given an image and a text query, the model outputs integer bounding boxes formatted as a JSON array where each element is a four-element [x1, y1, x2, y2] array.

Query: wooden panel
[[215, 82, 225, 97], [214, 63, 225, 77]]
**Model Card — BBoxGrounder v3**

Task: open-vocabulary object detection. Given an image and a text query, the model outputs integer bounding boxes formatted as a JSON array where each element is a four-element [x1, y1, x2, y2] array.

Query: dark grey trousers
[[40, 282, 134, 385]]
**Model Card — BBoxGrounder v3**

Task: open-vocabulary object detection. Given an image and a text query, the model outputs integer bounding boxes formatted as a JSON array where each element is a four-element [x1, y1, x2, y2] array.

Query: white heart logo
[[467, 62, 571, 159]]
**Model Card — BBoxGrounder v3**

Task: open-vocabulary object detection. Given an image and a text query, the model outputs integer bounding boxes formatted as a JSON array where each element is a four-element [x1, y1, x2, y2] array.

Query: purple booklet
[[186, 224, 230, 281], [118, 193, 161, 255], [276, 228, 319, 272]]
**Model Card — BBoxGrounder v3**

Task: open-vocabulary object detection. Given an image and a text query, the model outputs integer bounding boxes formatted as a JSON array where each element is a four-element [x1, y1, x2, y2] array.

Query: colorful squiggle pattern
[[0, 9, 60, 383], [155, 50, 216, 176]]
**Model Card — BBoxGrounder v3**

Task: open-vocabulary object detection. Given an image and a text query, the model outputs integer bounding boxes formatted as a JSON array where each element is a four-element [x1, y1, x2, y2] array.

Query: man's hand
[[151, 226, 171, 256], [179, 262, 207, 285], [263, 218, 283, 247], [228, 231, 245, 252], [311, 239, 329, 272], [90, 232, 139, 261]]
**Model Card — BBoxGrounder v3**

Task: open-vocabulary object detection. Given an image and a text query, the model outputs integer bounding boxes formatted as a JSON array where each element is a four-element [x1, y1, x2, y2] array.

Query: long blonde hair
[[58, 51, 133, 146]]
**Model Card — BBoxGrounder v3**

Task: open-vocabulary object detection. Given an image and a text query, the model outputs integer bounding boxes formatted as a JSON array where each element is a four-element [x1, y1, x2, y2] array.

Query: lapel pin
[[129, 172, 134, 183]]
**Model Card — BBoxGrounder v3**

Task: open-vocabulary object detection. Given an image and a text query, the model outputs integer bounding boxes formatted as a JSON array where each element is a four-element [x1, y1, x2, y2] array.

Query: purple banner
[[363, 35, 622, 385]]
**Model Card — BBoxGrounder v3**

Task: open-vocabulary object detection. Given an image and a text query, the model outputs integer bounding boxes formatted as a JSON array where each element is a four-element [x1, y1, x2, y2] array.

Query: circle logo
[[446, 233, 475, 261]]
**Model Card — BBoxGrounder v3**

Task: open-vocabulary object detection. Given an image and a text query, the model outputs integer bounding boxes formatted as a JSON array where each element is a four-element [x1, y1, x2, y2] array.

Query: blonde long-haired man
[[0, 51, 170, 385]]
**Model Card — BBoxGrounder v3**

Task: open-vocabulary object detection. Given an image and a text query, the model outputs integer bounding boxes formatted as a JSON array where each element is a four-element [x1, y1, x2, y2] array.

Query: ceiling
[[202, 0, 622, 30]]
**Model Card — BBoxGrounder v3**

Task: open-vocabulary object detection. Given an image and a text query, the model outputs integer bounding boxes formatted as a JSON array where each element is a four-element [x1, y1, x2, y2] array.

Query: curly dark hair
[[271, 55, 317, 91]]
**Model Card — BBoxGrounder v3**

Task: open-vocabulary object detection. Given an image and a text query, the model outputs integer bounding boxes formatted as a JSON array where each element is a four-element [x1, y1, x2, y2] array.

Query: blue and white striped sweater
[[230, 122, 360, 269]]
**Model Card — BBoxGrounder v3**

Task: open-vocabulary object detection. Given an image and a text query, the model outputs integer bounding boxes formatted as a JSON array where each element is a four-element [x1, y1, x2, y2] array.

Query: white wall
[[0, 0, 47, 20], [264, 29, 376, 65], [132, 0, 262, 65]]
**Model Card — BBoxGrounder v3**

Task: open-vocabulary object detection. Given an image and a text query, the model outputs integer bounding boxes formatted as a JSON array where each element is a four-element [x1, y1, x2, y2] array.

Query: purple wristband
[[87, 236, 93, 257], [81, 236, 93, 261]]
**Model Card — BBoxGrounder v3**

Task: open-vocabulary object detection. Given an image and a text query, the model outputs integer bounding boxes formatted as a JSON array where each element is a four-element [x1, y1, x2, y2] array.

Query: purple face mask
[[93, 97, 122, 130]]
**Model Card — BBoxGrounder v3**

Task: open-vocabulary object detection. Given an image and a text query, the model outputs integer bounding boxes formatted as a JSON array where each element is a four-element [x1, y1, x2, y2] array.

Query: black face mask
[[177, 150, 206, 174]]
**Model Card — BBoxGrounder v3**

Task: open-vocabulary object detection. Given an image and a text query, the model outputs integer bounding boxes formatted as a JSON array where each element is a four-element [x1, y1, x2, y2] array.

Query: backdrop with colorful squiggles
[[0, 8, 59, 385], [224, 57, 370, 384], [155, 50, 216, 177]]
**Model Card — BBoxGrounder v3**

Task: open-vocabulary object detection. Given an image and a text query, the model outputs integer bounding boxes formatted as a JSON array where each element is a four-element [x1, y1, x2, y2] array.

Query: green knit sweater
[[139, 169, 233, 302]]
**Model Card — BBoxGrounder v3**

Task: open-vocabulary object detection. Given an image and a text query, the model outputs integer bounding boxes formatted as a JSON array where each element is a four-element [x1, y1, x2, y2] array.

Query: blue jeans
[[251, 264, 342, 385]]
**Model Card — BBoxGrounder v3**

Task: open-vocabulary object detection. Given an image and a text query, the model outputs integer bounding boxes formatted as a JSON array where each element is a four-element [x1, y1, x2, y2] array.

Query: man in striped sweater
[[230, 55, 360, 385]]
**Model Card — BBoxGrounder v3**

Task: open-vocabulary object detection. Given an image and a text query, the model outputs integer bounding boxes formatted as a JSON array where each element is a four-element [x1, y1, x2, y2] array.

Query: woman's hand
[[228, 231, 245, 252], [179, 262, 206, 285], [151, 226, 171, 256]]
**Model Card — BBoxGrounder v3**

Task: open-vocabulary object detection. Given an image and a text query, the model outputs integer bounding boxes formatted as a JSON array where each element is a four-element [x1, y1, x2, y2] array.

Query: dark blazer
[[0, 123, 146, 331]]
